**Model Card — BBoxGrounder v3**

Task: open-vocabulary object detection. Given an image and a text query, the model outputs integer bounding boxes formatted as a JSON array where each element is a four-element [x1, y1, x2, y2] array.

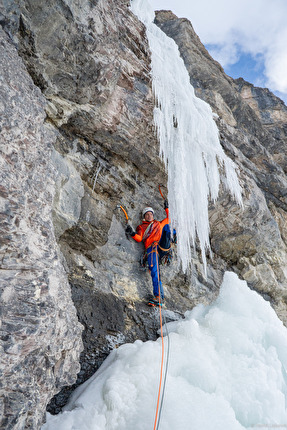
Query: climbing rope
[[116, 197, 171, 429], [152, 248, 170, 430], [156, 310, 170, 430], [153, 295, 164, 430]]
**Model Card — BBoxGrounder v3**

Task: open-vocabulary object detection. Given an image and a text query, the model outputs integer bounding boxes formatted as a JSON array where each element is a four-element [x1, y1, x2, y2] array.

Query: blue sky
[[150, 0, 287, 104]]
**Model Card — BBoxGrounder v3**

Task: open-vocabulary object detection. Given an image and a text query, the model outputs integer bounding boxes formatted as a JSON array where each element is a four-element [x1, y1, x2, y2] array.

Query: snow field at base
[[130, 0, 242, 272], [43, 272, 287, 430]]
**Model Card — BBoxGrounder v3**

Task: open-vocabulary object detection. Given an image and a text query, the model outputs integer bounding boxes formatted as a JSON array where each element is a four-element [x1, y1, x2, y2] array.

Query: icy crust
[[130, 0, 242, 272], [42, 273, 287, 430]]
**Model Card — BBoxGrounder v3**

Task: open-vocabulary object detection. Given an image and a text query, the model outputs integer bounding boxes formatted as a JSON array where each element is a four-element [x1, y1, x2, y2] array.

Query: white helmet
[[142, 207, 154, 217]]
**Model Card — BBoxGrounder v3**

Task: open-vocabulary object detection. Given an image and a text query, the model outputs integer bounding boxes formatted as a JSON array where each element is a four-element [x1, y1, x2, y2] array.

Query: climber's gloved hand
[[125, 224, 136, 236], [164, 199, 169, 209]]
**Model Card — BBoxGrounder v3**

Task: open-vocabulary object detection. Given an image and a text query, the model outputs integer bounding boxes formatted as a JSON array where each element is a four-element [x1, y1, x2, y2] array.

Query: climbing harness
[[140, 246, 173, 270], [146, 241, 159, 269], [139, 248, 173, 270]]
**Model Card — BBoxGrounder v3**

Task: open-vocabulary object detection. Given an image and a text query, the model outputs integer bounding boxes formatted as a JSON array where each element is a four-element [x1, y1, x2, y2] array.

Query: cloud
[[151, 0, 287, 95], [207, 43, 240, 69], [264, 28, 287, 93]]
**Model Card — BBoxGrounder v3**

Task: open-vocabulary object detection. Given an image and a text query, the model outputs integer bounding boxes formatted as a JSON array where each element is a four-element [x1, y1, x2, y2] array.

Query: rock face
[[0, 29, 82, 429], [2, 2, 287, 429]]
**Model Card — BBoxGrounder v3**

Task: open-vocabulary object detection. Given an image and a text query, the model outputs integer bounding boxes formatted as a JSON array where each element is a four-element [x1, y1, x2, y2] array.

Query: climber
[[125, 201, 171, 306]]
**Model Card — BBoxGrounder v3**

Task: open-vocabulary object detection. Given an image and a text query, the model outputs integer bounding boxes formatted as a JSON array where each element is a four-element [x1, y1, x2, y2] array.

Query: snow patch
[[42, 273, 287, 430]]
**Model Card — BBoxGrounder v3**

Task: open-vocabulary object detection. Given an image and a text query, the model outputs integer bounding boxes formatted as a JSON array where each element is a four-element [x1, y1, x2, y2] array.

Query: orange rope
[[153, 250, 165, 430]]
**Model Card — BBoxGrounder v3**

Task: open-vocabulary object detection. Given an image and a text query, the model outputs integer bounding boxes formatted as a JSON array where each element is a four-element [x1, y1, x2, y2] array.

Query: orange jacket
[[132, 208, 169, 249]]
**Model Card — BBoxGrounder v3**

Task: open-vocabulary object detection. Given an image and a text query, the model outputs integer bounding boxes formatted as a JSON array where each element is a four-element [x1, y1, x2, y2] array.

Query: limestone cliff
[[0, 27, 83, 429], [1, 2, 287, 429]]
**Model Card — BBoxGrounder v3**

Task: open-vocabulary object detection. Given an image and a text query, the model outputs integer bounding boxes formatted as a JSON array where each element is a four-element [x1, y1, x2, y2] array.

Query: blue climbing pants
[[146, 224, 171, 298]]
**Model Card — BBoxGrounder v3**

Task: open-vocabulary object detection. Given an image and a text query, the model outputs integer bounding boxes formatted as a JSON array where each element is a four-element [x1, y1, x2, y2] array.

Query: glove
[[125, 224, 136, 236], [164, 199, 169, 209]]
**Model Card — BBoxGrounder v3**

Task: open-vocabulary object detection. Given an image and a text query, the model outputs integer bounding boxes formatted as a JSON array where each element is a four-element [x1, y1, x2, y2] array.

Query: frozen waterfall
[[131, 0, 242, 272]]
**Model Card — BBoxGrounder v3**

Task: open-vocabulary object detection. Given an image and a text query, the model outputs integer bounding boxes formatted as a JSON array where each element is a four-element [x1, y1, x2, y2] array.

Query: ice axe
[[159, 184, 168, 210], [116, 204, 129, 224], [159, 184, 167, 200], [116, 204, 131, 239]]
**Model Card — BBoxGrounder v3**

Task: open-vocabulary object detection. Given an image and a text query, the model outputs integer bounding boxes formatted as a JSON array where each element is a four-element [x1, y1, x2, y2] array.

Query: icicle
[[130, 0, 242, 273], [92, 163, 103, 193]]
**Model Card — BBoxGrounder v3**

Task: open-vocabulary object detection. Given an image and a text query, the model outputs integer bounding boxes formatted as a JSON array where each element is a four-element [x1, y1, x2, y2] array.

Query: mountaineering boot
[[147, 295, 164, 307]]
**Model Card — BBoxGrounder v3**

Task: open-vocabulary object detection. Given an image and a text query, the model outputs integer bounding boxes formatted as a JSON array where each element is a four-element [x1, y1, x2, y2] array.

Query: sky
[[150, 0, 287, 104]]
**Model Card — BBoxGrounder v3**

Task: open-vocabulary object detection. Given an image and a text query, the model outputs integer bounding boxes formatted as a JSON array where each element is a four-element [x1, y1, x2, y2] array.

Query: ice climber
[[126, 200, 171, 307]]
